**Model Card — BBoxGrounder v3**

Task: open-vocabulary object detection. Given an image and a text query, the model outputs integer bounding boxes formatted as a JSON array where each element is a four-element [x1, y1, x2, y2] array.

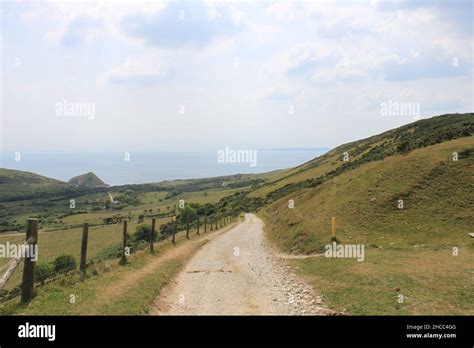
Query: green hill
[[256, 113, 474, 314], [0, 168, 69, 201], [67, 172, 107, 189], [250, 113, 473, 202]]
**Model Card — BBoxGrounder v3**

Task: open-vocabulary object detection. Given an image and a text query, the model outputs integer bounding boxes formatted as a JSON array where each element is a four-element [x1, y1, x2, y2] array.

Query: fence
[[0, 211, 239, 304]]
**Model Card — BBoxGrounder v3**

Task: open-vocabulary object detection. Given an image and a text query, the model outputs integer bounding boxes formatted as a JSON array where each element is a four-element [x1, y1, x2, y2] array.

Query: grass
[[261, 135, 474, 315], [0, 222, 140, 290], [290, 248, 474, 315], [0, 220, 238, 315]]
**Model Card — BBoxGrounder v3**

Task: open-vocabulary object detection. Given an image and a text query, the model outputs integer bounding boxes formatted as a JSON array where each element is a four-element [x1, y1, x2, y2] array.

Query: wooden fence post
[[197, 217, 200, 235], [120, 220, 127, 265], [172, 215, 176, 244], [331, 217, 336, 241], [80, 223, 89, 281], [21, 218, 38, 303], [204, 217, 207, 233], [150, 218, 156, 253]]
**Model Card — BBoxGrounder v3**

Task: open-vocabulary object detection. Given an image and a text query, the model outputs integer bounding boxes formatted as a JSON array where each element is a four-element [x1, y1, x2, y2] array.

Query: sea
[[0, 148, 329, 186]]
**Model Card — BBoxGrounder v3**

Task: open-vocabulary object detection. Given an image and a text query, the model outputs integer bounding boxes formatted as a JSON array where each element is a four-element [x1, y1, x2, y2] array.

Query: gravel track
[[151, 213, 333, 315]]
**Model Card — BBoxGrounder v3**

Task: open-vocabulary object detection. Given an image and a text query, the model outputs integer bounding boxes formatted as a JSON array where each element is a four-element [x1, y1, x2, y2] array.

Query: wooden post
[[172, 215, 176, 244], [120, 220, 127, 265], [197, 217, 200, 235], [80, 223, 89, 281], [150, 218, 156, 253], [331, 217, 336, 240], [21, 218, 38, 303], [186, 221, 190, 239], [204, 217, 207, 233]]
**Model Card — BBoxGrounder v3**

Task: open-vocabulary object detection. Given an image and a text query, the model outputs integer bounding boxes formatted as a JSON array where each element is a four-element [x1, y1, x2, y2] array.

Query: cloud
[[43, 1, 165, 47], [268, 0, 472, 86], [59, 16, 102, 47], [100, 55, 170, 87], [383, 53, 470, 81], [121, 1, 241, 48], [377, 0, 473, 36]]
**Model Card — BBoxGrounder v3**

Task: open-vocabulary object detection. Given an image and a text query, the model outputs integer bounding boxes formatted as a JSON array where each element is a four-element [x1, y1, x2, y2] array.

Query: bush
[[53, 254, 77, 274], [35, 262, 55, 284], [134, 224, 152, 242], [159, 221, 174, 237]]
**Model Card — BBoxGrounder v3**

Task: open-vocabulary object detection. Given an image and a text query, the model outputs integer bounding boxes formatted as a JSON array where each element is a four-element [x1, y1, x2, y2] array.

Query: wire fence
[[0, 211, 239, 304]]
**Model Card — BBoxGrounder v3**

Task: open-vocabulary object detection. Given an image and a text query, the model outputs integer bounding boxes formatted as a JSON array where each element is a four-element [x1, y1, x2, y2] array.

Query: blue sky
[[1, 0, 472, 153]]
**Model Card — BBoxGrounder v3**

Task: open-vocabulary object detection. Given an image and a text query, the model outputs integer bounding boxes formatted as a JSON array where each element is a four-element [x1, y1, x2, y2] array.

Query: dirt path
[[84, 223, 239, 314], [151, 213, 332, 315]]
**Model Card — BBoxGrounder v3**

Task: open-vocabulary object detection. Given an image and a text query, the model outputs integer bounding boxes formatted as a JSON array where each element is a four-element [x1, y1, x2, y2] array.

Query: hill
[[68, 172, 107, 188], [256, 113, 474, 314], [0, 168, 69, 201], [249, 113, 473, 202]]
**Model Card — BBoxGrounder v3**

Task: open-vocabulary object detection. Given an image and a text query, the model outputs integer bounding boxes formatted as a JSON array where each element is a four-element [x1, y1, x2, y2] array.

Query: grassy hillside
[[0, 168, 70, 201], [250, 113, 473, 201], [259, 113, 474, 315]]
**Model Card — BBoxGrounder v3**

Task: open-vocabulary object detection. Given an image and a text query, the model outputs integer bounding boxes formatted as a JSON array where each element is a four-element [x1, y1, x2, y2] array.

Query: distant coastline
[[0, 148, 328, 186]]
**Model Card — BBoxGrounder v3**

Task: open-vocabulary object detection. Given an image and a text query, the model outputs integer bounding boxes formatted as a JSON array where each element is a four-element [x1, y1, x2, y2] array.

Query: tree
[[179, 206, 197, 224], [180, 206, 197, 240]]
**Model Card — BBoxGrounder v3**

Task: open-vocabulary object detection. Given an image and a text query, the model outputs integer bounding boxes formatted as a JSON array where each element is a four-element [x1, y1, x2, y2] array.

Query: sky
[[0, 0, 473, 154]]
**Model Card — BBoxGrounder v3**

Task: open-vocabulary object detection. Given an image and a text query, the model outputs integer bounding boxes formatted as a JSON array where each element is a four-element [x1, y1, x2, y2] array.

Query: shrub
[[35, 262, 55, 285], [134, 224, 152, 242], [159, 221, 174, 237], [53, 254, 77, 274]]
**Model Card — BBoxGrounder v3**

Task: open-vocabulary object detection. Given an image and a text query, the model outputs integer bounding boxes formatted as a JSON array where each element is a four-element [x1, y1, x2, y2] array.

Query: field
[[0, 180, 250, 293], [0, 222, 240, 315]]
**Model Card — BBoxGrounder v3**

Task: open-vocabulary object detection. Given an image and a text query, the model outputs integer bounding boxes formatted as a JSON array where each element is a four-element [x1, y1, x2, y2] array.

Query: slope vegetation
[[258, 113, 474, 314]]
